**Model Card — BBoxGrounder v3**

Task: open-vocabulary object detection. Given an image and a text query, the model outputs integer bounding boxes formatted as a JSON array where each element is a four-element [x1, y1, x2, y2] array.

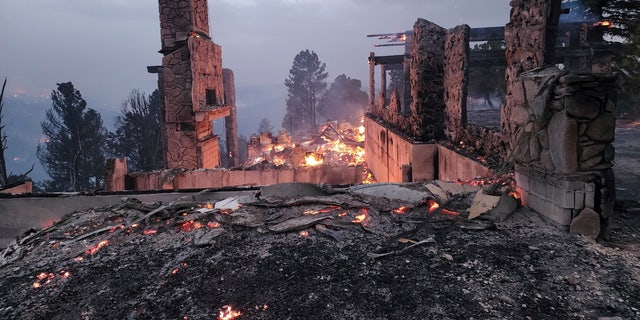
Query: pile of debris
[[0, 182, 639, 319], [244, 121, 365, 170]]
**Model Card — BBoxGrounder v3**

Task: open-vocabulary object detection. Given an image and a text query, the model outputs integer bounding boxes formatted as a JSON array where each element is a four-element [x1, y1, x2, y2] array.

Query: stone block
[[547, 111, 578, 174], [565, 93, 601, 119], [468, 191, 501, 220], [569, 208, 600, 240], [585, 112, 615, 142]]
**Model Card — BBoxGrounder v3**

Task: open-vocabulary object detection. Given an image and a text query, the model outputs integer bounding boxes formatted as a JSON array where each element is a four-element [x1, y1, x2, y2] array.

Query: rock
[[565, 93, 600, 119], [538, 129, 550, 149], [486, 195, 518, 222], [580, 155, 603, 170], [559, 74, 596, 84], [580, 144, 606, 162], [540, 150, 555, 171], [529, 134, 541, 161], [351, 183, 430, 203], [468, 191, 501, 220], [425, 183, 448, 203], [547, 112, 578, 174], [193, 227, 225, 246], [436, 181, 481, 197], [585, 112, 616, 142], [569, 208, 601, 240], [597, 317, 623, 320]]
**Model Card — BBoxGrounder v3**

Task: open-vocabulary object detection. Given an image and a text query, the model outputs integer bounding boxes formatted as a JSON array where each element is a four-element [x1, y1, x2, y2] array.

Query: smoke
[[560, 0, 600, 23]]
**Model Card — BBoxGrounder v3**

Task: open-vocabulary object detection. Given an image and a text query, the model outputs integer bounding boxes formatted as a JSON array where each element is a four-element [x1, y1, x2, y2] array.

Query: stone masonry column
[[409, 18, 446, 142], [223, 68, 239, 167]]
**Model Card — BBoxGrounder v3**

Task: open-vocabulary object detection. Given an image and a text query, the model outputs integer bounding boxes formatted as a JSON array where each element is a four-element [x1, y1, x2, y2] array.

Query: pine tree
[[110, 89, 164, 171], [37, 82, 108, 191], [283, 50, 328, 136], [319, 74, 368, 123], [258, 118, 274, 134]]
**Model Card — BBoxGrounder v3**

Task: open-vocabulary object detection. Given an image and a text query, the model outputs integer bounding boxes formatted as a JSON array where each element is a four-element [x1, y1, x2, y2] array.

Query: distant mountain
[[2, 84, 287, 183], [234, 83, 287, 137], [3, 95, 50, 182]]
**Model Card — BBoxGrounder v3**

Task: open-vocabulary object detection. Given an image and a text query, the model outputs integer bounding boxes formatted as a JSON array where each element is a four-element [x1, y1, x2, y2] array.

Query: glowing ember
[[304, 153, 324, 166], [299, 230, 309, 237], [218, 305, 242, 320], [143, 229, 158, 235], [427, 200, 440, 213], [594, 20, 613, 27], [394, 206, 409, 214], [74, 256, 84, 262], [338, 211, 348, 218], [207, 221, 221, 228], [61, 270, 71, 279], [352, 208, 370, 225], [171, 268, 180, 275], [85, 240, 109, 255], [32, 282, 41, 289], [180, 220, 205, 232]]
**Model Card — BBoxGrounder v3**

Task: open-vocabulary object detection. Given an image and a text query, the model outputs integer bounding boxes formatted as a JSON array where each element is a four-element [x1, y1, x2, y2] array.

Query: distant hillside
[[3, 95, 50, 182], [234, 83, 287, 137]]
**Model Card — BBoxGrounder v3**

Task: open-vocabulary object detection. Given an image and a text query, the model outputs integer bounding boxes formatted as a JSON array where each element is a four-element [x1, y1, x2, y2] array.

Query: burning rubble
[[243, 120, 367, 170], [0, 181, 639, 319]]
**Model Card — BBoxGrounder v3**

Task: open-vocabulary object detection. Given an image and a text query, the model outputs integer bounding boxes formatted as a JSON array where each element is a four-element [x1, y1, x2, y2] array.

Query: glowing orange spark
[[299, 230, 309, 237], [338, 211, 348, 218], [218, 305, 242, 320], [32, 282, 41, 289], [171, 268, 180, 275], [427, 200, 440, 213], [143, 229, 158, 235], [304, 153, 324, 166], [394, 206, 409, 214], [207, 221, 221, 228], [60, 270, 71, 279], [85, 240, 109, 255]]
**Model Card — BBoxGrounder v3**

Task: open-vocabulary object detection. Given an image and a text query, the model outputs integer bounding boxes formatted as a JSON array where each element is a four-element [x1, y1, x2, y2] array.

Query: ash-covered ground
[[0, 122, 638, 320]]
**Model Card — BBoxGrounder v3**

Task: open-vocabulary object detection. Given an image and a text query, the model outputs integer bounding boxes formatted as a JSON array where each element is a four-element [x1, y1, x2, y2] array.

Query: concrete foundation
[[516, 164, 596, 227]]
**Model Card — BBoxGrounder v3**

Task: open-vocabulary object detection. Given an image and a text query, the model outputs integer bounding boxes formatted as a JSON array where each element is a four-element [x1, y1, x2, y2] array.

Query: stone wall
[[443, 24, 469, 142], [409, 19, 447, 142], [158, 0, 210, 51], [157, 0, 233, 170], [513, 66, 617, 238], [223, 68, 239, 167], [503, 0, 558, 150]]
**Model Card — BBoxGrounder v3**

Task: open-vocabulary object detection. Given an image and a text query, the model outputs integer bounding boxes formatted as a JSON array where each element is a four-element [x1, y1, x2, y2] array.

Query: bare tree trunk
[[0, 78, 9, 187]]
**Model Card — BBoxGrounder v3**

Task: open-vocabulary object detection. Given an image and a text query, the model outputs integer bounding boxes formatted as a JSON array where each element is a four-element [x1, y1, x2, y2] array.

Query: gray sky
[[0, 0, 510, 111]]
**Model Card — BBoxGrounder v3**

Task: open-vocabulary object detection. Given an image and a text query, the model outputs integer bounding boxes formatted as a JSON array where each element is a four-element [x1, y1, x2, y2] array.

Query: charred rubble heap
[[365, 0, 617, 238]]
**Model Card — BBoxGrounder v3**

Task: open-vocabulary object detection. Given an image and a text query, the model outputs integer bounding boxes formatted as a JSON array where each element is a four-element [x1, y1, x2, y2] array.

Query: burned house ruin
[[148, 0, 239, 170], [366, 0, 617, 237], [103, 0, 618, 238]]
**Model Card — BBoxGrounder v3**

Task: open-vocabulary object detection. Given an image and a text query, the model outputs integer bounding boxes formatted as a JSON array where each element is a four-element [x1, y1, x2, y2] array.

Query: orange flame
[[304, 153, 324, 166], [509, 191, 521, 200], [207, 221, 221, 228], [594, 20, 614, 28], [393, 206, 409, 214], [85, 240, 109, 255], [218, 305, 242, 320], [352, 208, 370, 225], [427, 200, 440, 213]]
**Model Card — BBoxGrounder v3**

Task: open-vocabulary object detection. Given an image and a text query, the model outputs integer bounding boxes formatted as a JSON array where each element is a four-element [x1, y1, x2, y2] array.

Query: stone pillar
[[443, 24, 470, 142], [157, 0, 229, 170], [158, 0, 211, 52], [503, 0, 562, 152], [409, 18, 447, 141], [223, 68, 239, 168], [379, 64, 386, 107], [369, 52, 376, 109]]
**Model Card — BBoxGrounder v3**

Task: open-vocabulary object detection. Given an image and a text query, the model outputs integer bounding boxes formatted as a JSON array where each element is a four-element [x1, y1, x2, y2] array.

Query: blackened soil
[[0, 204, 638, 320]]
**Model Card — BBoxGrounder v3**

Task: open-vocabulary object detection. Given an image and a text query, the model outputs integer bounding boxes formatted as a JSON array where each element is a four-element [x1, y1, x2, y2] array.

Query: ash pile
[[0, 181, 639, 320]]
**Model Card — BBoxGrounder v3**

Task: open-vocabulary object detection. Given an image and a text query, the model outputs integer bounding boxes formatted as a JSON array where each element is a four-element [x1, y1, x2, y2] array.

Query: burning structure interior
[[104, 0, 617, 238]]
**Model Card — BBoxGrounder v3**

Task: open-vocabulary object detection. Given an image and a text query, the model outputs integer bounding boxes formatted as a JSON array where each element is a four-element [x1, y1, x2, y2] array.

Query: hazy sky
[[0, 0, 510, 111]]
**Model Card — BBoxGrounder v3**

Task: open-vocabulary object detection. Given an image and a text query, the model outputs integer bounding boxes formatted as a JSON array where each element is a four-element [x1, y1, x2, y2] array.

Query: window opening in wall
[[386, 67, 404, 109], [466, 40, 506, 131], [206, 89, 217, 107]]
